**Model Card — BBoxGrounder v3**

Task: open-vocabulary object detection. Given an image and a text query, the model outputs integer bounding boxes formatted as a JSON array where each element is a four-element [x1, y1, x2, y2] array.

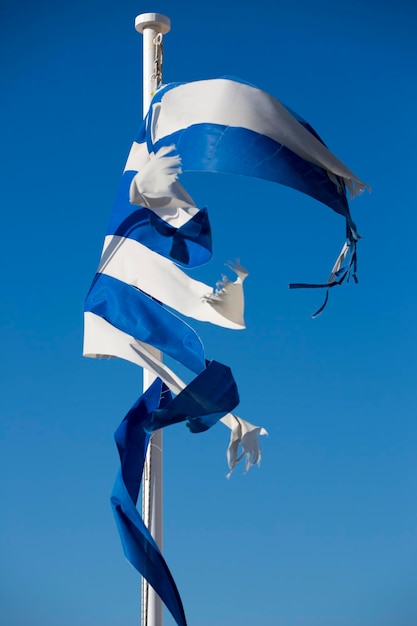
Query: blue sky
[[2, 1, 417, 625]]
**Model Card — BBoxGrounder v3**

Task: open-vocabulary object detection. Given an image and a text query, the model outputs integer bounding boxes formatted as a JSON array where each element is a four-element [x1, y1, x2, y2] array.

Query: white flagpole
[[135, 12, 171, 626]]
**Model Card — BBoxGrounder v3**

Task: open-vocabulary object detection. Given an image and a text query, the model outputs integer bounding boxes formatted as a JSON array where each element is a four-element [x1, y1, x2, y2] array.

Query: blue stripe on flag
[[153, 124, 351, 220], [85, 273, 206, 374], [111, 378, 187, 626], [147, 360, 239, 433], [106, 171, 212, 268]]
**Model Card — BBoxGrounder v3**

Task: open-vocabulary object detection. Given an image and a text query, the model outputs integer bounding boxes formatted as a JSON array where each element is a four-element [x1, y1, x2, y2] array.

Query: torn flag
[[83, 74, 367, 626]]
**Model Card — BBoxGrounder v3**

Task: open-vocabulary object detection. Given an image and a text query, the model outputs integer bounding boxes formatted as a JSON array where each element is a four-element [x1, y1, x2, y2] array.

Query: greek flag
[[83, 76, 367, 626]]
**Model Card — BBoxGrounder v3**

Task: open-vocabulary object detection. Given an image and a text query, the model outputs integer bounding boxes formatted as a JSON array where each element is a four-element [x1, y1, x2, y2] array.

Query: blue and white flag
[[137, 76, 370, 314], [143, 77, 368, 226], [83, 75, 367, 626]]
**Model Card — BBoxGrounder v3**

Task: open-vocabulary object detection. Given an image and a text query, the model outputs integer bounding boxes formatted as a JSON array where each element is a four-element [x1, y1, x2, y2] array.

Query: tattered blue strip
[[289, 240, 358, 317], [111, 367, 240, 626], [111, 379, 187, 626]]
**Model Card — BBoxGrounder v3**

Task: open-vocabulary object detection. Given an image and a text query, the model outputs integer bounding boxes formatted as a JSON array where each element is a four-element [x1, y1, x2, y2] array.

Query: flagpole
[[135, 12, 171, 626]]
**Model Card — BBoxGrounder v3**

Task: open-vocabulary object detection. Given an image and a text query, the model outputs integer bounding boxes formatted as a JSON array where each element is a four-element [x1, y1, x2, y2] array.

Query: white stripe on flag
[[98, 235, 246, 329]]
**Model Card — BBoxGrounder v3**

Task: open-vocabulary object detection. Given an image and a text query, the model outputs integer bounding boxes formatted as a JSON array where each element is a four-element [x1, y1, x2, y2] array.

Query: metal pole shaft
[[135, 12, 171, 626]]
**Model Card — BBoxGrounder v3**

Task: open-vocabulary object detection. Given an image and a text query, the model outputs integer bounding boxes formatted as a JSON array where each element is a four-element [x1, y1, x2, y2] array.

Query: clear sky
[[2, 1, 417, 625]]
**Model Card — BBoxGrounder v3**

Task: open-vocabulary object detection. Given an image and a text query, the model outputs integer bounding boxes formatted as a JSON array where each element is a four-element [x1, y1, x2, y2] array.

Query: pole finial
[[135, 12, 171, 35]]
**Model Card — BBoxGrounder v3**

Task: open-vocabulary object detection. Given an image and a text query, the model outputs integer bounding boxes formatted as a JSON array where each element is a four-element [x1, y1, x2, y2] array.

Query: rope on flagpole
[[135, 13, 171, 626], [152, 33, 164, 89]]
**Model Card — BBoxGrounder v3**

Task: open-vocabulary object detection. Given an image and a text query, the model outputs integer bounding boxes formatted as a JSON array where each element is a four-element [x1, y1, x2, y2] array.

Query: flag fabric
[[83, 75, 368, 626], [111, 379, 187, 626], [138, 75, 370, 315], [142, 77, 368, 226]]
